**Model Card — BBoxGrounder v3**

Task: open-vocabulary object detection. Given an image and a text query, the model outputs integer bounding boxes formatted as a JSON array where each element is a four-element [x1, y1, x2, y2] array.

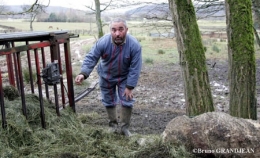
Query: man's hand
[[123, 88, 133, 101], [75, 74, 85, 85]]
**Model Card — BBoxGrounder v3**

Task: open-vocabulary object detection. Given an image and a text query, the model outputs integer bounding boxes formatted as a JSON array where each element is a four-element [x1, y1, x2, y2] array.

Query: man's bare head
[[110, 18, 128, 45]]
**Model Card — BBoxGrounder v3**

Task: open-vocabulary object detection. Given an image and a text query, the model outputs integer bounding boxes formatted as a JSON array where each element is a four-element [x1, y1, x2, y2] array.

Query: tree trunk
[[253, 26, 260, 48], [168, 0, 214, 116], [225, 0, 257, 119], [30, 14, 33, 31], [252, 0, 260, 29], [30, 21, 33, 31], [94, 0, 104, 38], [252, 0, 260, 47]]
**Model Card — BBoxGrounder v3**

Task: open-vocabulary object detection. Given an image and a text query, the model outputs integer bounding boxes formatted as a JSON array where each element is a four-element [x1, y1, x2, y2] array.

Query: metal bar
[[0, 41, 51, 56], [57, 45, 65, 107], [0, 68, 7, 129], [0, 31, 69, 42], [11, 42, 20, 93], [57, 38, 68, 44], [54, 84, 60, 116], [6, 54, 15, 86], [50, 35, 60, 116], [74, 84, 98, 103], [26, 41, 34, 94], [34, 48, 46, 128], [64, 41, 76, 112], [5, 43, 15, 87], [41, 43, 49, 99], [50, 36, 59, 61], [16, 51, 27, 118], [0, 31, 78, 128], [50, 36, 61, 116]]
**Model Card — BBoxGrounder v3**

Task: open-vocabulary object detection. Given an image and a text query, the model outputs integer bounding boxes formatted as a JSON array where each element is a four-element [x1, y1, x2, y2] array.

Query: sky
[[2, 0, 166, 10], [2, 0, 91, 10]]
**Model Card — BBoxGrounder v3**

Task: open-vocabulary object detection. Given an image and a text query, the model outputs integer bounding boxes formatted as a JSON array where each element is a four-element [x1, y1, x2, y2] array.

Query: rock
[[162, 112, 260, 158]]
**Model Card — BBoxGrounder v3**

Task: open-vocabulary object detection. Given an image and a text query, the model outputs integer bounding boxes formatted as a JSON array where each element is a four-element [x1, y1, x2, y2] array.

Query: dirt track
[[2, 36, 258, 136], [1, 37, 254, 135], [72, 39, 260, 135]]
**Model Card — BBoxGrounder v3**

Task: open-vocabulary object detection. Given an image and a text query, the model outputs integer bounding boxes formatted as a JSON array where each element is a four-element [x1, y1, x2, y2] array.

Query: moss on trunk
[[226, 0, 257, 119], [168, 0, 214, 116]]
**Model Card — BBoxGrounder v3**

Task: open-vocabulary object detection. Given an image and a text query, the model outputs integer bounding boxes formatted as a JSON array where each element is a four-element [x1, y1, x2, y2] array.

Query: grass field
[[0, 20, 93, 31], [1, 19, 259, 158], [0, 19, 226, 32], [0, 19, 235, 64]]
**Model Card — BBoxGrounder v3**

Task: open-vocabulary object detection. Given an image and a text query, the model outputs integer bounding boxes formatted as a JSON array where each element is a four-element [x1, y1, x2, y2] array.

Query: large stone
[[162, 112, 260, 158]]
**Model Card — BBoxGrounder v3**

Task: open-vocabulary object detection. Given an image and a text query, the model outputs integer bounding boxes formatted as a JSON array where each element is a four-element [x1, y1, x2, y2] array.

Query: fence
[[0, 29, 97, 36], [0, 31, 78, 129]]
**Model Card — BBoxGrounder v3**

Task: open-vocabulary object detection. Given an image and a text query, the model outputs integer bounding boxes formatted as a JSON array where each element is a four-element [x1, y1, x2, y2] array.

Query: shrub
[[23, 68, 37, 84], [144, 58, 154, 64], [157, 49, 165, 54], [212, 45, 220, 53], [136, 37, 146, 42], [152, 37, 161, 41], [3, 85, 20, 100]]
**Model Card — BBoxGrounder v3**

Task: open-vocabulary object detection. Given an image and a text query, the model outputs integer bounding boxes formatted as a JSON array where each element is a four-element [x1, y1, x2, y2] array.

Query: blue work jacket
[[80, 34, 142, 88]]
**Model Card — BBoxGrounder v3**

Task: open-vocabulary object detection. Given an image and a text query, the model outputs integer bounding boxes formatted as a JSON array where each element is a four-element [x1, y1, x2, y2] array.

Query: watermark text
[[192, 148, 255, 154]]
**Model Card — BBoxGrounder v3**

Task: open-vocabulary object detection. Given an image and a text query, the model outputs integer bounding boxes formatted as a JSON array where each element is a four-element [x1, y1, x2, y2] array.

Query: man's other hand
[[75, 74, 85, 85], [123, 88, 133, 101]]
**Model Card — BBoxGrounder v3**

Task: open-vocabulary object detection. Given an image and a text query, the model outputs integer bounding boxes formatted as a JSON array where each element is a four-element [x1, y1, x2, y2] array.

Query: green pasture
[[0, 20, 92, 31], [197, 20, 226, 26], [0, 19, 174, 36], [1, 19, 259, 158], [2, 19, 255, 64]]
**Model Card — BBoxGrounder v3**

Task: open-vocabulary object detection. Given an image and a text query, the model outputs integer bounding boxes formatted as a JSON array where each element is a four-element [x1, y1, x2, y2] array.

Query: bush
[[144, 58, 154, 64], [212, 45, 220, 53], [157, 49, 165, 54], [3, 85, 20, 101], [23, 68, 37, 84], [136, 37, 146, 42], [152, 37, 161, 41]]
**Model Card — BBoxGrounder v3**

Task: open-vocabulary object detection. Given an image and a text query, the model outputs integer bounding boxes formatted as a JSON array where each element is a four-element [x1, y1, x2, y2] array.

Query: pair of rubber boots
[[106, 106, 132, 137]]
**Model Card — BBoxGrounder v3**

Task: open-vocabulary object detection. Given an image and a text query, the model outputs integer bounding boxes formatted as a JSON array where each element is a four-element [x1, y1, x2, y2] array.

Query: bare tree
[[124, 0, 226, 39], [0, 0, 49, 15], [85, 0, 152, 38], [86, 0, 113, 38], [252, 0, 260, 28], [252, 0, 260, 47], [193, 0, 225, 20], [22, 2, 49, 31], [0, 0, 8, 14]]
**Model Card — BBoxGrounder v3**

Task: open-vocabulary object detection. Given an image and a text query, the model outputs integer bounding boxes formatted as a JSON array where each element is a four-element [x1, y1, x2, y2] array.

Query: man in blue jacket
[[75, 18, 142, 137]]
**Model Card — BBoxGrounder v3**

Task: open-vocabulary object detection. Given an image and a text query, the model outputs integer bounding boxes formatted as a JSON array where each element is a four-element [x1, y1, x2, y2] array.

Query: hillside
[[124, 3, 225, 20], [2, 2, 226, 21], [5, 5, 88, 13]]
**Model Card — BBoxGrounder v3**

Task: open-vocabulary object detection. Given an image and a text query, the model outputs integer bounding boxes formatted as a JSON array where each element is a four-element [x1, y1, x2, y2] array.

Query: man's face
[[110, 22, 128, 45]]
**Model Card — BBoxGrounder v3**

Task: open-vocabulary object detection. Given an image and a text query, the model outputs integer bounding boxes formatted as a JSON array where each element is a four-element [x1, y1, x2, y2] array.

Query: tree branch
[[0, 0, 49, 15]]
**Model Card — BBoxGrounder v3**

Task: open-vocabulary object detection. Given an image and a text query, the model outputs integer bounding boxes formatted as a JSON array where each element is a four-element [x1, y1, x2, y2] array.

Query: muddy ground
[[73, 39, 260, 135]]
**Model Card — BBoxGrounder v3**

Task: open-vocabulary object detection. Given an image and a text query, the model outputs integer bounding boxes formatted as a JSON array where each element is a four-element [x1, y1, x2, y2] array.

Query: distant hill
[[3, 3, 225, 21], [124, 3, 225, 20], [4, 5, 88, 14], [0, 5, 90, 20], [125, 3, 169, 19]]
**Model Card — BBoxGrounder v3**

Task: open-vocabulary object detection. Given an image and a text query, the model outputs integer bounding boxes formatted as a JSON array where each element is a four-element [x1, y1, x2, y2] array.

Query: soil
[[2, 37, 257, 135], [72, 39, 260, 135]]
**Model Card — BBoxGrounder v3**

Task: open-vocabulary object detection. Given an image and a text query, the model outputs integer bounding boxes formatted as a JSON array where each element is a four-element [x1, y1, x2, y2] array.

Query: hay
[[3, 85, 20, 101], [0, 94, 190, 158]]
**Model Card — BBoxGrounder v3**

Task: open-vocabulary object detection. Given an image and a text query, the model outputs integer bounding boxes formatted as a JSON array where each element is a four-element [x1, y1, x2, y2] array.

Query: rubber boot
[[106, 106, 118, 133], [120, 106, 132, 137]]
